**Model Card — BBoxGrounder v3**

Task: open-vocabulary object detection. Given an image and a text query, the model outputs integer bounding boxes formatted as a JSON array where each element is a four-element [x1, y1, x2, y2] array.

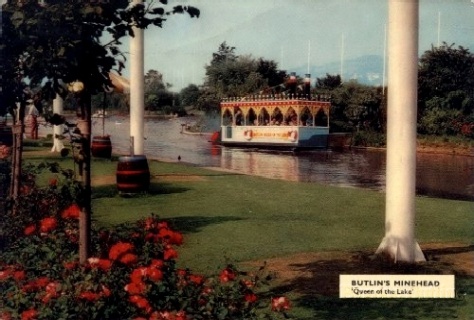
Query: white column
[[51, 95, 65, 152], [376, 0, 425, 262], [130, 0, 145, 155]]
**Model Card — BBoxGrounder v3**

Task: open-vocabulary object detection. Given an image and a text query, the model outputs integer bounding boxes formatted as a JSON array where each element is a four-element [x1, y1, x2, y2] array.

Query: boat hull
[[220, 125, 329, 149]]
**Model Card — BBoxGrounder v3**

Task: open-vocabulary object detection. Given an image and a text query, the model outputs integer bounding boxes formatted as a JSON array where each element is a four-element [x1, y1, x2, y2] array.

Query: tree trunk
[[78, 92, 92, 264], [10, 102, 26, 215]]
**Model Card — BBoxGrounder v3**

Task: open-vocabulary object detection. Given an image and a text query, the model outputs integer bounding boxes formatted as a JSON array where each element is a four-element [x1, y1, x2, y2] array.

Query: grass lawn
[[22, 145, 474, 319]]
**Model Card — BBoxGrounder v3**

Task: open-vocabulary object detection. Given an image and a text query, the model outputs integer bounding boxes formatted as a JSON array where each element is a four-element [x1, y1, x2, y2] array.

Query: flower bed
[[0, 162, 291, 319]]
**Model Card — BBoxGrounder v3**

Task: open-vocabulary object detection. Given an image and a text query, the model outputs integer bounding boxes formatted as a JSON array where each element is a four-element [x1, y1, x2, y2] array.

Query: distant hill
[[293, 55, 385, 87]]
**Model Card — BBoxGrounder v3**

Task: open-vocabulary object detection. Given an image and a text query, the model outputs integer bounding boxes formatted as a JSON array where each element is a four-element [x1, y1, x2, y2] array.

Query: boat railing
[[221, 93, 331, 102]]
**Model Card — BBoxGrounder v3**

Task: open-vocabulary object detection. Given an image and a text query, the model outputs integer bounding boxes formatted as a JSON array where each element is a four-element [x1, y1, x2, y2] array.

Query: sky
[[123, 0, 474, 91], [2, 0, 472, 90]]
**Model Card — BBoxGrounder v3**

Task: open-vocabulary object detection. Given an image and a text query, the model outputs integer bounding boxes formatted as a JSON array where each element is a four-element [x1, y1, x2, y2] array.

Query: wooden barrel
[[91, 136, 112, 158], [0, 126, 13, 147], [116, 155, 150, 194]]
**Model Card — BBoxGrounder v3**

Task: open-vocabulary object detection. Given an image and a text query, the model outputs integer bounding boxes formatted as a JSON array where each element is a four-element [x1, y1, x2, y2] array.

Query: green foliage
[[324, 81, 385, 133], [198, 42, 288, 111], [418, 43, 474, 137], [179, 84, 201, 107], [316, 73, 342, 90], [418, 43, 474, 105], [0, 161, 10, 201], [91, 91, 129, 114], [352, 130, 386, 147], [256, 58, 287, 89]]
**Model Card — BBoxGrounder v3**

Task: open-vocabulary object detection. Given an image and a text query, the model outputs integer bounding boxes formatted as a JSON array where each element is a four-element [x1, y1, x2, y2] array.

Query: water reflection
[[40, 117, 473, 201]]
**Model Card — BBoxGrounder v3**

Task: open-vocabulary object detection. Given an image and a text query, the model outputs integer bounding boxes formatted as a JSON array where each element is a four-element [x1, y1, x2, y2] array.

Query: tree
[[418, 43, 474, 136], [201, 42, 288, 110], [316, 80, 384, 133], [1, 0, 199, 262], [211, 41, 237, 64], [144, 69, 167, 111], [256, 58, 286, 88], [316, 73, 342, 90], [179, 84, 200, 107]]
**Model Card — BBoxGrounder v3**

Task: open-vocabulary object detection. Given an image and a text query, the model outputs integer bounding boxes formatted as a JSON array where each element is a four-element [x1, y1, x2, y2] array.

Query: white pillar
[[376, 0, 425, 262], [51, 95, 65, 152], [130, 0, 145, 155]]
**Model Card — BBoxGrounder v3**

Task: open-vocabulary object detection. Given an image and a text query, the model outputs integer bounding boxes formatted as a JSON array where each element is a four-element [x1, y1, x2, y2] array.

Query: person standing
[[26, 98, 39, 139]]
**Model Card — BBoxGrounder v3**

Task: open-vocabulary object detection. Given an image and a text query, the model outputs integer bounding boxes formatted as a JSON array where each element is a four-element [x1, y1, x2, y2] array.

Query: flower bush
[[1, 162, 292, 319]]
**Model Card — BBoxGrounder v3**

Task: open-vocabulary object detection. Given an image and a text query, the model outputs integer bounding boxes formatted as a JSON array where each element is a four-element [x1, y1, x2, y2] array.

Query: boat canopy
[[220, 96, 331, 127]]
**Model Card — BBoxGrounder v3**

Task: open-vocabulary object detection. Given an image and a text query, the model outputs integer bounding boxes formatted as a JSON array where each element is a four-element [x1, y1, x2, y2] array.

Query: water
[[43, 117, 474, 201]]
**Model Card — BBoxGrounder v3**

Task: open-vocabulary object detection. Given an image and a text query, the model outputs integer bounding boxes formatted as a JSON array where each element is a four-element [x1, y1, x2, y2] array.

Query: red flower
[[241, 279, 254, 288], [244, 292, 258, 303], [175, 311, 187, 320], [101, 285, 111, 297], [109, 242, 134, 260], [13, 270, 26, 281], [158, 228, 184, 246], [61, 204, 81, 219], [157, 221, 169, 229], [78, 291, 101, 301], [22, 276, 49, 292], [24, 225, 36, 236], [49, 178, 57, 187], [189, 274, 204, 285], [39, 217, 57, 233], [129, 295, 151, 312], [163, 247, 178, 260], [147, 268, 163, 282], [150, 311, 173, 320], [219, 267, 236, 283], [63, 261, 78, 270], [22, 282, 38, 293], [87, 258, 112, 271], [1, 312, 12, 320], [150, 259, 164, 269], [41, 282, 61, 303], [125, 281, 147, 295], [170, 231, 183, 246], [0, 269, 12, 281], [130, 267, 147, 283], [201, 287, 213, 295], [45, 282, 60, 294], [145, 232, 156, 242], [22, 277, 50, 293], [271, 296, 291, 312], [35, 277, 50, 288], [21, 309, 37, 320], [120, 253, 138, 265]]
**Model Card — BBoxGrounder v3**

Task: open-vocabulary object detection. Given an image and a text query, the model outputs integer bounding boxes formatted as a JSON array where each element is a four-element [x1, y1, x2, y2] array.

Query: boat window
[[285, 107, 297, 126], [260, 108, 270, 126], [222, 109, 233, 126], [235, 108, 243, 126], [271, 108, 283, 125], [248, 108, 257, 125], [300, 107, 312, 126]]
